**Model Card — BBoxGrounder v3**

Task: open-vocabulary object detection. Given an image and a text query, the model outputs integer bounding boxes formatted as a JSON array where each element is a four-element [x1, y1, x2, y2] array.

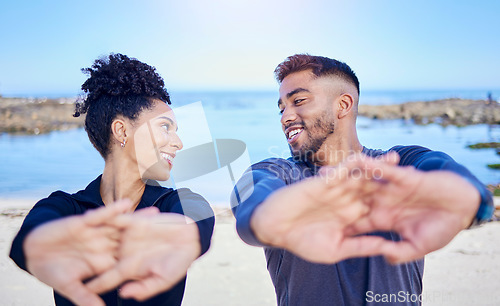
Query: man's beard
[[289, 116, 335, 163]]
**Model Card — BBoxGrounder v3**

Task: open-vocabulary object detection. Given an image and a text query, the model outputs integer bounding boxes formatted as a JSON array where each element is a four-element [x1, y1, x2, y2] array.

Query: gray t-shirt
[[231, 145, 486, 306]]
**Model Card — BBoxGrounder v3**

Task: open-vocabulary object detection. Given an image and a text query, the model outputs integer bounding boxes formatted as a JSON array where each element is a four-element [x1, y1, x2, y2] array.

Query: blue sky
[[0, 0, 499, 96]]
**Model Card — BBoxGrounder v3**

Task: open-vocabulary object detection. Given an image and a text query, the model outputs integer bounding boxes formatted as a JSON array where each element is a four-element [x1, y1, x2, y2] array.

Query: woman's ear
[[337, 93, 356, 119], [111, 117, 127, 146]]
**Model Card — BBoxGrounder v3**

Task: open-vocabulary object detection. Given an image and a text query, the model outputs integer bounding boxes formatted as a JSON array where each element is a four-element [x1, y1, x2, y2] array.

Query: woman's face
[[130, 99, 183, 181]]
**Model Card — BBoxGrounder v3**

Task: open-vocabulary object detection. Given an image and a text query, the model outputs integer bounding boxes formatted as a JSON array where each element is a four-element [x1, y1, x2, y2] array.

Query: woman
[[9, 53, 215, 306]]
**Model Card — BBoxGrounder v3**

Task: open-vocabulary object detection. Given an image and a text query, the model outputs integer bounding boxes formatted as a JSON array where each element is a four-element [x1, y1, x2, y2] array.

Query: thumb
[[59, 281, 106, 306], [134, 206, 161, 216], [83, 199, 133, 226]]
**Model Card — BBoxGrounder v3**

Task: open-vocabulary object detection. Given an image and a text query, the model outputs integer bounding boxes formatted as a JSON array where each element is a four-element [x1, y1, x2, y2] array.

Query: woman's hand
[[86, 208, 201, 301], [24, 200, 132, 306]]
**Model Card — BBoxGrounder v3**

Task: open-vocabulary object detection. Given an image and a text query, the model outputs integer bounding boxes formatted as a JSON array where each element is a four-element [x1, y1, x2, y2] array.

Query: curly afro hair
[[74, 53, 171, 159]]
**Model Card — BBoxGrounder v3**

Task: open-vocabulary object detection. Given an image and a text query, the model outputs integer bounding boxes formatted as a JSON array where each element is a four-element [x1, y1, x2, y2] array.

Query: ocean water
[[0, 90, 499, 206]]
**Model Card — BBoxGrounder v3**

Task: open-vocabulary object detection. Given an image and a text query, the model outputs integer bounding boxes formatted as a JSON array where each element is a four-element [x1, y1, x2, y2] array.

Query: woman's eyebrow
[[156, 116, 178, 131]]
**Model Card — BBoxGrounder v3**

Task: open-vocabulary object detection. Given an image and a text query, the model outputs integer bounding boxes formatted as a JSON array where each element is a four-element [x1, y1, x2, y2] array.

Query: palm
[[24, 202, 130, 306], [251, 153, 479, 264], [346, 165, 480, 263], [252, 156, 395, 263], [86, 209, 201, 301]]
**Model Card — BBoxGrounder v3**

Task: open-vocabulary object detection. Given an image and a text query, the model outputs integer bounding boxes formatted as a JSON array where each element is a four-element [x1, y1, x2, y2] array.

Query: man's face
[[278, 70, 337, 162]]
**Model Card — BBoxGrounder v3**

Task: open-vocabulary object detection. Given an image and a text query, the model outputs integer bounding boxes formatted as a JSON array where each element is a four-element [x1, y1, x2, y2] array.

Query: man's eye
[[162, 124, 170, 131], [294, 99, 304, 105]]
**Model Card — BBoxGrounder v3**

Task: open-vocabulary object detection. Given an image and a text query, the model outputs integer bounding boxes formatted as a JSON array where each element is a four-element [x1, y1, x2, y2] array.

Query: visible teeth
[[161, 153, 173, 163], [288, 129, 302, 139]]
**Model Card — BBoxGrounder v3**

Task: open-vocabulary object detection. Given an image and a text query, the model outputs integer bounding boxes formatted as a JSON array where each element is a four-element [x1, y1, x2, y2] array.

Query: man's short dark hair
[[274, 54, 360, 94]]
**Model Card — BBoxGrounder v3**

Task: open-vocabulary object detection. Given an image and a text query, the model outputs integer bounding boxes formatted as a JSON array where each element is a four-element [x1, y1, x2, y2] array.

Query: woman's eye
[[162, 124, 170, 131]]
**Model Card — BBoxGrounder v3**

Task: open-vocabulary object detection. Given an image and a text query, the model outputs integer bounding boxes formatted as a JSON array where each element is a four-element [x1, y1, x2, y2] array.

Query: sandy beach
[[1, 199, 499, 306]]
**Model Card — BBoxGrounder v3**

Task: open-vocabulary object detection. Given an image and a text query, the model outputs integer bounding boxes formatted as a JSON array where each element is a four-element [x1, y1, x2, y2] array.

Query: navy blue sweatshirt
[[231, 145, 493, 306], [10, 175, 215, 306]]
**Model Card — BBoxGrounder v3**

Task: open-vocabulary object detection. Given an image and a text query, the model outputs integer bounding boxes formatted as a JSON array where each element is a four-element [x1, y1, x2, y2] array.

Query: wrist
[[250, 204, 274, 246], [250, 199, 285, 247], [467, 179, 494, 228]]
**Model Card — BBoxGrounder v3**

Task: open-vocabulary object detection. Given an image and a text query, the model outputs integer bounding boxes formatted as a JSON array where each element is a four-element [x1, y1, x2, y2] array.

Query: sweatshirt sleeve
[[390, 145, 494, 223], [9, 192, 77, 272], [159, 189, 215, 256], [230, 161, 288, 247]]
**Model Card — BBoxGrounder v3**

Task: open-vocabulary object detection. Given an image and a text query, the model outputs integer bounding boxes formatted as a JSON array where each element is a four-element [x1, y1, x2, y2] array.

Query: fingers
[[343, 205, 399, 236], [82, 200, 160, 230], [59, 281, 106, 306], [83, 199, 133, 226], [338, 235, 423, 265], [319, 153, 400, 187], [135, 206, 160, 216], [337, 235, 390, 259], [86, 266, 127, 295], [318, 169, 382, 214], [344, 173, 382, 197], [379, 241, 423, 264], [104, 206, 162, 229], [308, 235, 397, 264], [94, 225, 122, 242], [89, 254, 119, 275], [362, 159, 416, 184], [341, 233, 423, 265], [119, 275, 178, 301], [318, 155, 366, 183], [343, 216, 377, 236], [321, 189, 371, 224]]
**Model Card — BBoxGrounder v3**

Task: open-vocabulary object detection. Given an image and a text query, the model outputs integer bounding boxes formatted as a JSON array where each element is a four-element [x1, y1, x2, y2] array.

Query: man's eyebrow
[[278, 88, 310, 108], [287, 88, 310, 99], [156, 116, 178, 131]]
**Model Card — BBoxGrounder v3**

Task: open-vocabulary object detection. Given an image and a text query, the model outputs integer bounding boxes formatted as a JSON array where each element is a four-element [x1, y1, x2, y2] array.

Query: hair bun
[[73, 53, 171, 158], [74, 53, 170, 116]]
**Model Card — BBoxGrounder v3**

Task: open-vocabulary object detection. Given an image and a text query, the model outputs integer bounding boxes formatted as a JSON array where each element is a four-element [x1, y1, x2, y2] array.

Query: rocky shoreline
[[1, 97, 500, 135], [359, 98, 500, 126], [0, 97, 84, 134]]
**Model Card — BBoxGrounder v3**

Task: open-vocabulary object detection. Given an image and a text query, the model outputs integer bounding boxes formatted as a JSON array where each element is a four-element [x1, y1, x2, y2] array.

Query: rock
[[2, 97, 500, 134], [0, 97, 85, 134], [358, 99, 500, 126]]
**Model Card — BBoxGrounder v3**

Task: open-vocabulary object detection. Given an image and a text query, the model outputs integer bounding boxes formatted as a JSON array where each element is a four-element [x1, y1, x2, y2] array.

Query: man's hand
[[86, 208, 201, 301], [345, 159, 480, 264], [250, 154, 399, 264], [250, 152, 480, 265], [24, 200, 133, 306]]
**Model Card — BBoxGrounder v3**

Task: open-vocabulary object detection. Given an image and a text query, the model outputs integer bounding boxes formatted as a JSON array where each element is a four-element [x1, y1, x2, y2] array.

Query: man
[[231, 54, 493, 305]]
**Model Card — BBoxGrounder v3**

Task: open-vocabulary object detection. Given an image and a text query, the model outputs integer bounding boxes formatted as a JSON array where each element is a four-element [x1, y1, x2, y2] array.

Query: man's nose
[[280, 106, 298, 126]]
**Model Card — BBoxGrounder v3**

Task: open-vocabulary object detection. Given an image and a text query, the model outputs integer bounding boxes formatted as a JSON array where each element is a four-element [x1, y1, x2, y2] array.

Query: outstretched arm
[[21, 200, 132, 306], [344, 148, 493, 263], [232, 149, 493, 265], [233, 154, 401, 264], [86, 189, 214, 301]]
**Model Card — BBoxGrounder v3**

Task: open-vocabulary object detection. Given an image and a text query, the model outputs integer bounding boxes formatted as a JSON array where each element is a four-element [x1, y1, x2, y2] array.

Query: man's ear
[[337, 93, 356, 119], [111, 117, 127, 145]]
